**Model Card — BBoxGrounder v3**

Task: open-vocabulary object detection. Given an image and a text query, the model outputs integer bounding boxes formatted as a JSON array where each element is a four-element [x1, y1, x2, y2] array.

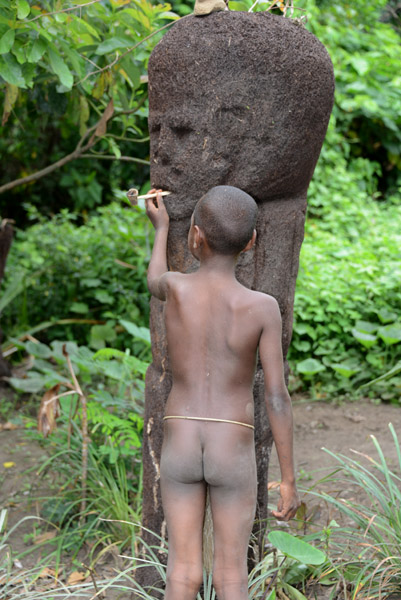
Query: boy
[[145, 185, 299, 600]]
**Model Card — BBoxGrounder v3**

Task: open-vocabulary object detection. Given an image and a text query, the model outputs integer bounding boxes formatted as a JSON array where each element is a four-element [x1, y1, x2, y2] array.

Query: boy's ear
[[194, 225, 203, 247], [243, 229, 257, 253]]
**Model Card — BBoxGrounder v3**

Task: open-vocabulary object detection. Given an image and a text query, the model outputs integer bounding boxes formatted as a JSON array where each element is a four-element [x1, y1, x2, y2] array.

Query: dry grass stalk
[[62, 344, 89, 525]]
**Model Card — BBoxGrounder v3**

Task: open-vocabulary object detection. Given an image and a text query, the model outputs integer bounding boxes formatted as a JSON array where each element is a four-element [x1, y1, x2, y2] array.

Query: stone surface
[[139, 10, 334, 588]]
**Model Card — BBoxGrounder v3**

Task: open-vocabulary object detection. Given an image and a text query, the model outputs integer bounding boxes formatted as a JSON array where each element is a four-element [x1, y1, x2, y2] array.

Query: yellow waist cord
[[163, 415, 254, 430]]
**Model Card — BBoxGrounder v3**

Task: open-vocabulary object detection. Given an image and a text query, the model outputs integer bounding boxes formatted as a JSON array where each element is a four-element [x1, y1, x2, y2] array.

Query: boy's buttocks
[[161, 418, 256, 489]]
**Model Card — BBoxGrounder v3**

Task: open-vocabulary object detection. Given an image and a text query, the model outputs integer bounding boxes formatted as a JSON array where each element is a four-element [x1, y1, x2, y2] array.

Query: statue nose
[[157, 124, 175, 163]]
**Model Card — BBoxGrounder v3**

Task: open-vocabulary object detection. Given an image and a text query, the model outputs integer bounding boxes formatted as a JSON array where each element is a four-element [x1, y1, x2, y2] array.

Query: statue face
[[149, 77, 319, 218], [148, 13, 334, 219]]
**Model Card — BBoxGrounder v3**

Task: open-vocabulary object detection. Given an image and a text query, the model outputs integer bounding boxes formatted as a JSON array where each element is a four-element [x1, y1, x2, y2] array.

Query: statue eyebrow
[[149, 111, 195, 130], [148, 117, 161, 131], [217, 104, 249, 113]]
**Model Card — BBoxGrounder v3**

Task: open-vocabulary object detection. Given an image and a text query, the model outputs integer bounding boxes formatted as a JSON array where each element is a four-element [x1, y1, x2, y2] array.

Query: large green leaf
[[8, 373, 47, 394], [0, 29, 15, 55], [90, 324, 117, 350], [0, 53, 25, 87], [120, 319, 151, 346], [120, 57, 140, 89], [25, 341, 53, 359], [354, 320, 378, 334], [378, 324, 401, 346], [28, 38, 47, 63], [351, 328, 377, 349], [47, 47, 74, 89], [16, 0, 30, 19], [95, 36, 133, 56], [331, 363, 359, 378], [376, 308, 398, 324], [296, 358, 325, 376], [268, 531, 326, 566]]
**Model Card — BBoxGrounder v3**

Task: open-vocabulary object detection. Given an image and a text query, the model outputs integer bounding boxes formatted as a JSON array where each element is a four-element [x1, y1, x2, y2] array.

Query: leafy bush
[[6, 328, 149, 556], [289, 122, 401, 399], [303, 0, 401, 195], [2, 202, 152, 348]]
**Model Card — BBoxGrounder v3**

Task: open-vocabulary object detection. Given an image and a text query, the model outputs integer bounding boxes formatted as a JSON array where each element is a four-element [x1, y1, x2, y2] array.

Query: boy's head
[[192, 186, 257, 256]]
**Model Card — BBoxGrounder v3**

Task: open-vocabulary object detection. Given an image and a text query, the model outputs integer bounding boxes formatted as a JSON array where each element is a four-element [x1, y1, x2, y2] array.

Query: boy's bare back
[[163, 270, 280, 427]]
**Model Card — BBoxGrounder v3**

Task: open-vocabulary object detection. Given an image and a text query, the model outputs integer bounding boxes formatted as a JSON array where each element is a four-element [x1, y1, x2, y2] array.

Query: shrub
[[289, 122, 401, 399], [2, 201, 152, 348]]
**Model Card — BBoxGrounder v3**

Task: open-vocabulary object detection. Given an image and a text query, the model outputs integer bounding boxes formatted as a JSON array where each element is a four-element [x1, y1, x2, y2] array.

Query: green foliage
[[289, 120, 401, 400], [268, 531, 326, 566], [35, 422, 142, 554], [0, 0, 178, 220], [9, 327, 148, 460], [301, 0, 401, 194], [2, 202, 152, 348], [6, 328, 148, 557]]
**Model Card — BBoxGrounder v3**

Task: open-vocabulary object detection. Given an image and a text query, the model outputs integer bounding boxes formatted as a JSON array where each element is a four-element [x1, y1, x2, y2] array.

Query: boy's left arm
[[259, 296, 300, 521], [145, 189, 171, 301]]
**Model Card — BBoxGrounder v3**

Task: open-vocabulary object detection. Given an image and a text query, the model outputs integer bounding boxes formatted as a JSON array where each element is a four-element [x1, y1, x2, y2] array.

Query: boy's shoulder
[[242, 288, 281, 318]]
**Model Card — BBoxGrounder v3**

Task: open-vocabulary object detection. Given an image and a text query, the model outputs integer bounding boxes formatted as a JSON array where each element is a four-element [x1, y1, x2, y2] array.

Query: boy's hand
[[271, 481, 300, 521], [145, 189, 169, 230]]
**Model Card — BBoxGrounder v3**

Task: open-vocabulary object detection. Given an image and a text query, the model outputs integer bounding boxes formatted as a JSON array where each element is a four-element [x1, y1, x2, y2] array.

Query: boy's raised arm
[[258, 296, 300, 521], [145, 189, 170, 301]]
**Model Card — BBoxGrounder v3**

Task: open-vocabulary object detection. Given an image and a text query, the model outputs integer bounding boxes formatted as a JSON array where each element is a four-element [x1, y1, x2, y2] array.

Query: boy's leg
[[161, 423, 206, 600], [205, 427, 257, 600]]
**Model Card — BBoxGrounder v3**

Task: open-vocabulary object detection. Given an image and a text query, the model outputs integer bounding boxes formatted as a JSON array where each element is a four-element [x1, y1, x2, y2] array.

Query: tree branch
[[0, 103, 148, 195], [80, 154, 150, 165], [106, 134, 150, 143], [0, 137, 96, 195], [26, 0, 102, 23], [75, 19, 180, 86]]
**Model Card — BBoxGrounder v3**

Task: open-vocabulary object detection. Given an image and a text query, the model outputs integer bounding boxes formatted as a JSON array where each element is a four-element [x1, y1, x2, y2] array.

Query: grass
[[309, 423, 401, 599], [3, 423, 401, 599]]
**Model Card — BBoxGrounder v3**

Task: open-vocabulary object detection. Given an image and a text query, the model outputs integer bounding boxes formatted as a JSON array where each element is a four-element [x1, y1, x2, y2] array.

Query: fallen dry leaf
[[37, 384, 61, 437], [67, 571, 87, 585], [267, 481, 281, 490], [94, 98, 114, 138], [33, 530, 57, 545], [38, 567, 57, 579], [0, 422, 18, 431], [0, 574, 24, 585]]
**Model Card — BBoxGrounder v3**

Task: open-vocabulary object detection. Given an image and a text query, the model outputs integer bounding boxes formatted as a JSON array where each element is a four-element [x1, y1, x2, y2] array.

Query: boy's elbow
[[147, 275, 166, 301], [265, 389, 292, 413], [147, 278, 159, 298]]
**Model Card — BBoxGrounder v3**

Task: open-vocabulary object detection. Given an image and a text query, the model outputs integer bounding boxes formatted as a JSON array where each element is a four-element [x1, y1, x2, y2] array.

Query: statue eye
[[149, 120, 161, 134], [171, 125, 193, 139]]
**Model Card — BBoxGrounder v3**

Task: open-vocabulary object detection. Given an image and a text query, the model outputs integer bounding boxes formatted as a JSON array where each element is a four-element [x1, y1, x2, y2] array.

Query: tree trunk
[[0, 221, 13, 377]]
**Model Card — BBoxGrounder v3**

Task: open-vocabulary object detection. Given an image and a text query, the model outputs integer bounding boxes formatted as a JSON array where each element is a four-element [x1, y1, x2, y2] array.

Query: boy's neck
[[197, 252, 238, 277]]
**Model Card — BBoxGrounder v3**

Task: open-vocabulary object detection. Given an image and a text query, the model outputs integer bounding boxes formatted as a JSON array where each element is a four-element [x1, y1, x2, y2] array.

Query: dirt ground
[[1, 396, 401, 598], [271, 396, 401, 492]]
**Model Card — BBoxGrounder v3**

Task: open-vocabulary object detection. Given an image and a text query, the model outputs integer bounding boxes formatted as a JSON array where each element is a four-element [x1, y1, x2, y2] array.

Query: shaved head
[[193, 186, 257, 255]]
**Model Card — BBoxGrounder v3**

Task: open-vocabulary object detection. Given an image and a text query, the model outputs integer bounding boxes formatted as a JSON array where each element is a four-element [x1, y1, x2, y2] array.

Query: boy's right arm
[[258, 296, 300, 521], [145, 189, 171, 301]]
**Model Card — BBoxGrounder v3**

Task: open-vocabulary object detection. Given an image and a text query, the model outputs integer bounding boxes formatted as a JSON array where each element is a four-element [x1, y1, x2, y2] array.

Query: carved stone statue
[[139, 10, 334, 589]]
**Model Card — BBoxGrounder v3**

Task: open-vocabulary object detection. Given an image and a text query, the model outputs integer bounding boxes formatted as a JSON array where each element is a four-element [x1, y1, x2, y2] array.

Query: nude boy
[[145, 185, 300, 600]]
